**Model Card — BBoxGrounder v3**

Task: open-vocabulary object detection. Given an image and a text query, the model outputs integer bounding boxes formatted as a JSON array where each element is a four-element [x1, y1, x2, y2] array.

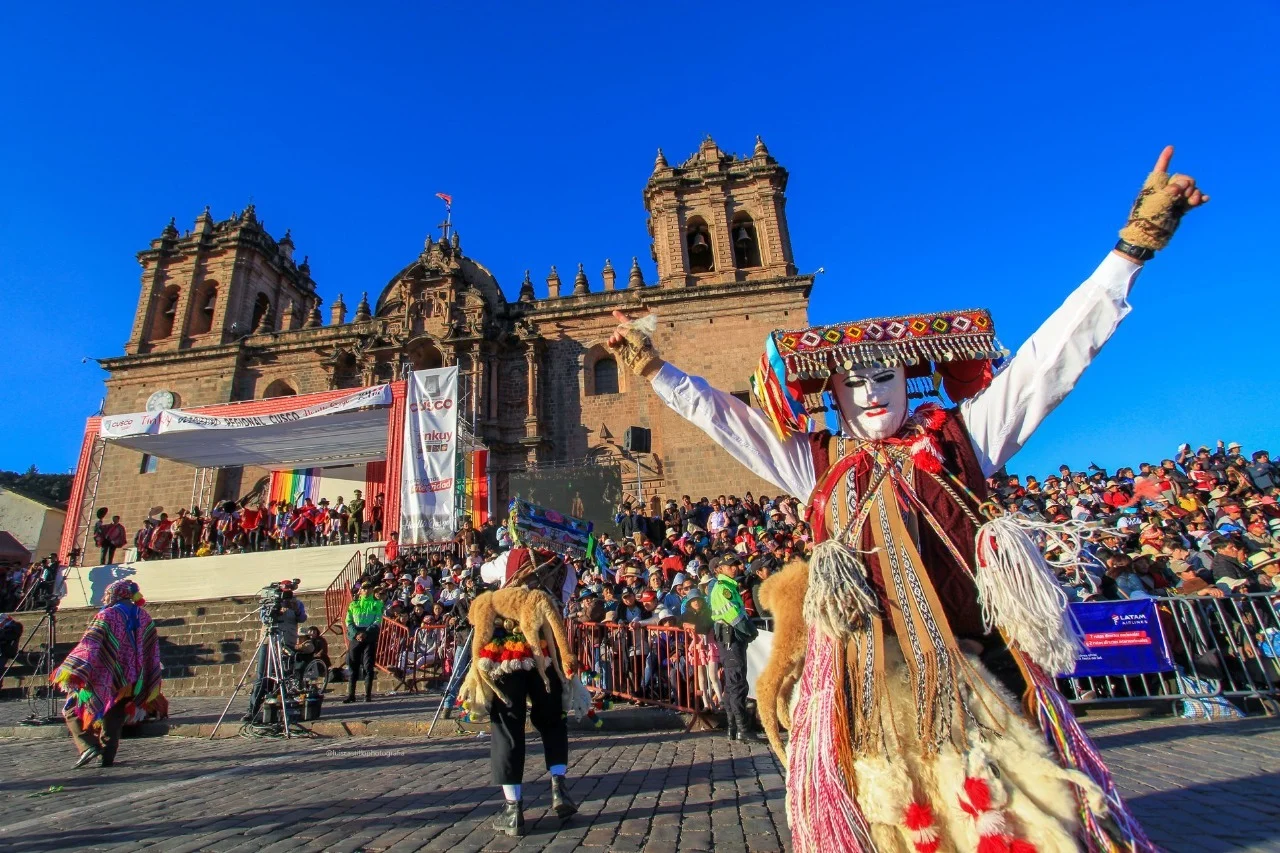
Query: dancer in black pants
[[484, 632, 578, 837], [459, 580, 582, 839]]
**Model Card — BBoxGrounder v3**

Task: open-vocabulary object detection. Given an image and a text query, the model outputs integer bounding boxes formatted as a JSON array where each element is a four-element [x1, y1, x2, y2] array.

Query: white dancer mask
[[832, 365, 908, 440]]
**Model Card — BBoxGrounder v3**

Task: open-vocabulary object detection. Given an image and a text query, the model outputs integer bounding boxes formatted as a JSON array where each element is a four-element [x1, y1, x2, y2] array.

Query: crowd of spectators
[[990, 441, 1280, 602], [65, 437, 1280, 711], [92, 492, 386, 564]]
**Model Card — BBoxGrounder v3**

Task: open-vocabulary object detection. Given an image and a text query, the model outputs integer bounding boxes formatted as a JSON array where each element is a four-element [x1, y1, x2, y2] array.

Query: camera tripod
[[0, 598, 62, 726], [211, 624, 301, 739], [426, 626, 472, 738]]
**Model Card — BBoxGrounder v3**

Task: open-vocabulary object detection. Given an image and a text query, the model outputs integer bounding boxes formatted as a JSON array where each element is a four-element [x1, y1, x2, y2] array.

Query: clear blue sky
[[1, 2, 1275, 479]]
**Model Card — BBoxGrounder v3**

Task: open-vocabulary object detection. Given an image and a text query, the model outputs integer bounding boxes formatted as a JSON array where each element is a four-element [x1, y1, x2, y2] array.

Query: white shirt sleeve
[[649, 363, 817, 499], [961, 252, 1143, 476]]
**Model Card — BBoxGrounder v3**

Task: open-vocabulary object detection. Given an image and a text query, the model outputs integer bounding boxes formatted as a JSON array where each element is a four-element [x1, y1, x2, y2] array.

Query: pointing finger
[[611, 309, 631, 325], [1154, 145, 1174, 174]]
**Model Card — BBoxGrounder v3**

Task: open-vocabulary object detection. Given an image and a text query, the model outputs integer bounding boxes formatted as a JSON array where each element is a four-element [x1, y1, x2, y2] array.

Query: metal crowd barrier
[[567, 621, 718, 715], [373, 618, 456, 692], [1060, 591, 1280, 714], [323, 550, 364, 641]]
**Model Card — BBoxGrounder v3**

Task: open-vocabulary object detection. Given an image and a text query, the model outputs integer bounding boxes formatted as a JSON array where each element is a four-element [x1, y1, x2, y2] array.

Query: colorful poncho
[[52, 600, 164, 731]]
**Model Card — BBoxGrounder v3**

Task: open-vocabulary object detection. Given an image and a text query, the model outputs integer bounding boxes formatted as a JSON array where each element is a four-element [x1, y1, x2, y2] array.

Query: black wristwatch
[[1114, 239, 1156, 262]]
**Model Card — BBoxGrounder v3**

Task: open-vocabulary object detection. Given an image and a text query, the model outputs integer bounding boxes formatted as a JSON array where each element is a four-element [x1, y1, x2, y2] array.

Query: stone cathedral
[[92, 137, 813, 529]]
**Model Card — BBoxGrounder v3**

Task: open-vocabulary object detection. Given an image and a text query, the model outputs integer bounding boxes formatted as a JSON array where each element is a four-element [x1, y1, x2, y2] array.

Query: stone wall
[[2, 592, 346, 698]]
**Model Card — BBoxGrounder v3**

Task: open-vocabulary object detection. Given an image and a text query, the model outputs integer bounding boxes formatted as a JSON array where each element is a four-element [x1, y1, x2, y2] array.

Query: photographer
[[243, 579, 307, 722], [344, 584, 384, 703]]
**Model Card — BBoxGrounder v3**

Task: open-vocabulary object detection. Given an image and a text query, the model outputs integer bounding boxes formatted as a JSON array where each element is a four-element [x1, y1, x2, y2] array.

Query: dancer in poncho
[[52, 579, 165, 769], [609, 147, 1207, 852]]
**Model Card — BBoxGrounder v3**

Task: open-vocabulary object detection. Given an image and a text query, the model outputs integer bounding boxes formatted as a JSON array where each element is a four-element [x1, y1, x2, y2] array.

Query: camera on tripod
[[258, 578, 300, 626]]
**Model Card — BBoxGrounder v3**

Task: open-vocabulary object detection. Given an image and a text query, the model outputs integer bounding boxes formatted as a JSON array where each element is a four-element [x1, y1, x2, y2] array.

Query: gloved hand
[[607, 310, 664, 378], [1119, 145, 1209, 251]]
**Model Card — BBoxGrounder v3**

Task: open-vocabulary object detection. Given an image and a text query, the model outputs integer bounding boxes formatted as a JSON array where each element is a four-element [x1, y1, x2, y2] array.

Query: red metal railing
[[375, 616, 410, 673], [323, 550, 363, 643], [373, 619, 457, 690], [567, 621, 719, 715]]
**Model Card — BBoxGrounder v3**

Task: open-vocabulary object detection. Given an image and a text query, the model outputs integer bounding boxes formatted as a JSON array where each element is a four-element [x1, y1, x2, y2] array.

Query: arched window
[[190, 281, 218, 335], [686, 217, 714, 274], [152, 285, 180, 339], [591, 356, 619, 396], [251, 293, 271, 332], [732, 213, 762, 269], [263, 379, 297, 398], [407, 338, 444, 371]]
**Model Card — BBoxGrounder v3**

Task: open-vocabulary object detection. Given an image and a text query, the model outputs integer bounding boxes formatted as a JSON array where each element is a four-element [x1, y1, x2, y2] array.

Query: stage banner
[[1067, 599, 1174, 678], [400, 368, 458, 544], [99, 384, 391, 438]]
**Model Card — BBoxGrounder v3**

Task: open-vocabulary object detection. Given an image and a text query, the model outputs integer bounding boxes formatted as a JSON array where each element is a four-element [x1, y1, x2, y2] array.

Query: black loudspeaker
[[624, 426, 651, 454]]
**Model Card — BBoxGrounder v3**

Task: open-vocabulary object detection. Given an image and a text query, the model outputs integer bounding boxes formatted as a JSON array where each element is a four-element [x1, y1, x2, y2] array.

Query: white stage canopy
[[98, 385, 392, 470]]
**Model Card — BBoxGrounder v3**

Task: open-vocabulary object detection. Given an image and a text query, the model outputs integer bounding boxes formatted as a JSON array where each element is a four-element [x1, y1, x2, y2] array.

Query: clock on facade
[[145, 390, 176, 412]]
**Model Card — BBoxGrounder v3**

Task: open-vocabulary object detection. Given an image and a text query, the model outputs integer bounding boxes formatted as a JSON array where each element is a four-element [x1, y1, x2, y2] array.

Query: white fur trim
[[974, 809, 1006, 837]]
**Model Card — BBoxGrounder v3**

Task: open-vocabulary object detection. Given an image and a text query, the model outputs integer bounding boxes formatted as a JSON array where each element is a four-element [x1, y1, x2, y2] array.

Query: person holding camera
[[344, 585, 384, 703], [709, 553, 761, 742], [243, 579, 307, 722]]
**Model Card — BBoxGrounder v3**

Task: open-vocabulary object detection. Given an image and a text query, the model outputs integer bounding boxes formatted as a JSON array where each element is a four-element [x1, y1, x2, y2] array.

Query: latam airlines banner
[[400, 367, 458, 544], [1067, 599, 1174, 678], [99, 385, 392, 438]]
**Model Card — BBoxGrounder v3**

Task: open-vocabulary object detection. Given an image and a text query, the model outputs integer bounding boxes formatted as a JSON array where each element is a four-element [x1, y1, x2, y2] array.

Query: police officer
[[344, 585, 384, 703], [709, 553, 762, 742]]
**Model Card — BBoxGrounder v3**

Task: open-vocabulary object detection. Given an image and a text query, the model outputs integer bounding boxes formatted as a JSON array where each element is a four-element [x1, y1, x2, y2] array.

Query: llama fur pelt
[[457, 586, 576, 710], [755, 558, 810, 762]]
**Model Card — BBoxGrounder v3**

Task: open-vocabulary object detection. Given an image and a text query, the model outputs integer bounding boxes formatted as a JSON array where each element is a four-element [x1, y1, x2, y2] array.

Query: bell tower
[[127, 204, 318, 355], [643, 136, 797, 289]]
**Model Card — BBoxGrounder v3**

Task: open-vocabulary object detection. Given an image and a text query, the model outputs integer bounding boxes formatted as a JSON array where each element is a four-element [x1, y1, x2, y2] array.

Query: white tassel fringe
[[802, 539, 879, 641], [974, 514, 1081, 676]]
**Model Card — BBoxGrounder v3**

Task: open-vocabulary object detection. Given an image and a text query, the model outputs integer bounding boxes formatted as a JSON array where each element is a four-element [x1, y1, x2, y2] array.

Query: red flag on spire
[[436, 192, 453, 206]]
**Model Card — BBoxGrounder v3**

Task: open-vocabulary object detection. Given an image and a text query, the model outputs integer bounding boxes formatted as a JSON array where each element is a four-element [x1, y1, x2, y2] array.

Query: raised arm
[[961, 146, 1209, 476], [607, 311, 817, 500]]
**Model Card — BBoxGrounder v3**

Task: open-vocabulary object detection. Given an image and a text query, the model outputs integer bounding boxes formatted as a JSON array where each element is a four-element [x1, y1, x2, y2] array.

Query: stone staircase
[[1, 590, 366, 698]]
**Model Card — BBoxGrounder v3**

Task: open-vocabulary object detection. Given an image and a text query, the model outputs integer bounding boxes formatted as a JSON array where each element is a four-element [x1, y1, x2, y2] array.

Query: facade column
[[524, 349, 538, 423], [484, 353, 497, 421]]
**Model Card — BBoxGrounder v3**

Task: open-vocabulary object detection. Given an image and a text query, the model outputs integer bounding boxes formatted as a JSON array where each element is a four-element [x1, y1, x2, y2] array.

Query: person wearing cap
[[244, 579, 307, 722], [53, 579, 165, 768], [345, 489, 365, 543], [344, 585, 384, 703], [616, 586, 644, 623], [708, 553, 760, 742]]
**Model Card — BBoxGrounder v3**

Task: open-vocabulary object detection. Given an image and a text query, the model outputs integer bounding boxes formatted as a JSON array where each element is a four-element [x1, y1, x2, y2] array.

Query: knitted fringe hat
[[750, 308, 1010, 438]]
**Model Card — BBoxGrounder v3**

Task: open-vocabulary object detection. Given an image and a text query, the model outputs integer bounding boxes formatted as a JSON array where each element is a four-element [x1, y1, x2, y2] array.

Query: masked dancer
[[609, 147, 1207, 852]]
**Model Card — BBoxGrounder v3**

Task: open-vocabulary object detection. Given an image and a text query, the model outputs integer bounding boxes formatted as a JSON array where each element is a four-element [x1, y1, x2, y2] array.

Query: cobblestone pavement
[[0, 716, 1277, 852]]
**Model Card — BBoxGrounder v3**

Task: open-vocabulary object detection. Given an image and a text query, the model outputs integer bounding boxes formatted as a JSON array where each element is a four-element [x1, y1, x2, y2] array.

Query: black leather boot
[[726, 717, 738, 742], [493, 800, 525, 837], [551, 776, 578, 819]]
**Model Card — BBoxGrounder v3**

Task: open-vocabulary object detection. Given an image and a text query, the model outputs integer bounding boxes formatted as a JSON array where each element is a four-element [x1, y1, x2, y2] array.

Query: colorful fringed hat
[[751, 308, 1009, 438]]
